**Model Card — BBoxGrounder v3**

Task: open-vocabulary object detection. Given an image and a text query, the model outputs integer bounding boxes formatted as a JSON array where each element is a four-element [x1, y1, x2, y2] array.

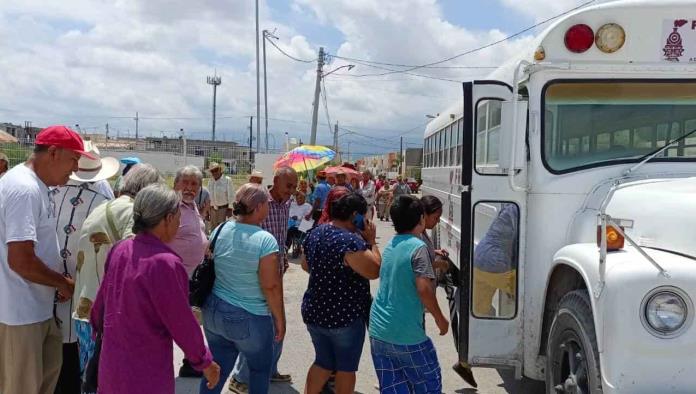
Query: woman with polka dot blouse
[[301, 193, 382, 394]]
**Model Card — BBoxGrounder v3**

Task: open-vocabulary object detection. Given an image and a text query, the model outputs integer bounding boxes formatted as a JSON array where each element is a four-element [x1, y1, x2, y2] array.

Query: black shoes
[[452, 362, 478, 388]]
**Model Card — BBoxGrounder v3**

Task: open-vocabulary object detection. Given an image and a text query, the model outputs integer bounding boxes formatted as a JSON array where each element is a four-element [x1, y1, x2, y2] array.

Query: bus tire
[[545, 290, 603, 394]]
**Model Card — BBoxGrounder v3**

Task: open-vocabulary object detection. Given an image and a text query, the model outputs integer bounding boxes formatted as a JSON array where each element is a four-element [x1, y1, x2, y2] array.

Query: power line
[[339, 126, 421, 145], [331, 55, 496, 70], [320, 79, 333, 135], [265, 37, 317, 63], [334, 0, 596, 77], [340, 66, 464, 83], [324, 78, 458, 101]]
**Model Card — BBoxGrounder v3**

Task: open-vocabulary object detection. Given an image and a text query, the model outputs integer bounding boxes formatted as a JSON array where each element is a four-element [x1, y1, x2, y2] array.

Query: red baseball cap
[[35, 126, 96, 159]]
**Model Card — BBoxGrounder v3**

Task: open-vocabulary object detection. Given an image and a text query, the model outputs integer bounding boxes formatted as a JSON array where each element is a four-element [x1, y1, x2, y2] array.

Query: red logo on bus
[[663, 19, 688, 62]]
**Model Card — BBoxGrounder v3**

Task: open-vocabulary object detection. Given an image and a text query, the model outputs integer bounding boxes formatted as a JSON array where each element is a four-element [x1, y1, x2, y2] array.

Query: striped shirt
[[260, 192, 291, 272]]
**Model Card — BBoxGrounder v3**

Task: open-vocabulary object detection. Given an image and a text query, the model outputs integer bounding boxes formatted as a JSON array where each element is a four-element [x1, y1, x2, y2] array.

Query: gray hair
[[232, 183, 270, 216], [132, 184, 181, 234], [120, 163, 162, 197], [174, 165, 203, 185], [274, 166, 297, 178]]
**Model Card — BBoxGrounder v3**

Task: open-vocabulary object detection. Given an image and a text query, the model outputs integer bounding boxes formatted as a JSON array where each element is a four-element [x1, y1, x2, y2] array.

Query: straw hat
[[0, 153, 8, 163], [70, 140, 120, 183], [208, 162, 222, 172], [250, 170, 264, 179]]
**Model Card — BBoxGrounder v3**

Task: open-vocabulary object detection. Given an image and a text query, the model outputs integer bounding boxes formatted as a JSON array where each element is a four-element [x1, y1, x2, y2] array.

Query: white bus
[[422, 1, 696, 392]]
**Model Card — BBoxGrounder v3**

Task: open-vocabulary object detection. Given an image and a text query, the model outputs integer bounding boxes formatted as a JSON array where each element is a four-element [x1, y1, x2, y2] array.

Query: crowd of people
[[0, 125, 478, 394]]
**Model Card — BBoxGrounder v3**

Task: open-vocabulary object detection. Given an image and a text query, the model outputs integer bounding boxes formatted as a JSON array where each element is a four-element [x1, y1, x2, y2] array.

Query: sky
[[0, 0, 596, 158]]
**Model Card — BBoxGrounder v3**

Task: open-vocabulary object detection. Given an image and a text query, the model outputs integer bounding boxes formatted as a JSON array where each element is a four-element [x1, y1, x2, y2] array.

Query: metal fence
[[0, 139, 280, 188]]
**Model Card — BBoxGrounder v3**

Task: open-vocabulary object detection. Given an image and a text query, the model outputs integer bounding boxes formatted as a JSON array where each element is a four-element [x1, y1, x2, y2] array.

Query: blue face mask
[[352, 213, 365, 231]]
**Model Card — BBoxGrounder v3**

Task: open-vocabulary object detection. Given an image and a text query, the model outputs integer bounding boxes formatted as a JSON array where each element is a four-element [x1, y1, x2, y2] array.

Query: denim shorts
[[306, 318, 366, 372]]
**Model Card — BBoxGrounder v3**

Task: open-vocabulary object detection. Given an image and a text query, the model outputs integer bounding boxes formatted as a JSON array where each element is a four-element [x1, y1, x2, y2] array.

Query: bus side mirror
[[499, 100, 528, 173]]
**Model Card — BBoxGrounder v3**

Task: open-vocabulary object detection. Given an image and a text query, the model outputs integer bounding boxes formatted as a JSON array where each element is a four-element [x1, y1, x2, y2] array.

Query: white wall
[[100, 150, 204, 175], [253, 153, 283, 187]]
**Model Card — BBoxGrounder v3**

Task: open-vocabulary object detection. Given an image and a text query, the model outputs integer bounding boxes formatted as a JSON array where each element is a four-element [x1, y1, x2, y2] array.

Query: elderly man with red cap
[[0, 126, 94, 394]]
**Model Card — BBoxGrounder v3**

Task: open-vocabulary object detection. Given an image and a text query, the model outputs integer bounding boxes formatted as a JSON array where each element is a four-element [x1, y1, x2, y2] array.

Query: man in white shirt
[[206, 162, 235, 230], [0, 125, 93, 394], [287, 192, 312, 257], [360, 170, 377, 219]]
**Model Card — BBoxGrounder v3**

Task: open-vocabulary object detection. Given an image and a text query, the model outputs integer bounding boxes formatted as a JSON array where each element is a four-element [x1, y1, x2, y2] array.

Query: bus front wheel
[[545, 290, 603, 394]]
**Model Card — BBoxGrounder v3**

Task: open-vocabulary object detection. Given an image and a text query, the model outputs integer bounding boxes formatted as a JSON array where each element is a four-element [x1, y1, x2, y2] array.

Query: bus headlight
[[641, 287, 691, 338]]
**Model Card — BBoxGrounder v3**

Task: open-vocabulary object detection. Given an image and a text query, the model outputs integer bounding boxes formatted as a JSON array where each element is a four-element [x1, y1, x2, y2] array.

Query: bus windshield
[[543, 81, 696, 173]]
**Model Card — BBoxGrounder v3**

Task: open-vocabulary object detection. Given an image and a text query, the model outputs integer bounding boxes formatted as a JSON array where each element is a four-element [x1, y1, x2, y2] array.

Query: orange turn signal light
[[597, 225, 625, 251]]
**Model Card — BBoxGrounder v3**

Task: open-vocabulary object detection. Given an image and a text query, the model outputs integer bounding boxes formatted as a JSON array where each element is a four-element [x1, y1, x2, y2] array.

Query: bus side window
[[476, 99, 505, 175], [458, 118, 464, 166], [425, 136, 431, 167], [472, 202, 519, 319], [439, 129, 444, 166], [440, 126, 450, 167]]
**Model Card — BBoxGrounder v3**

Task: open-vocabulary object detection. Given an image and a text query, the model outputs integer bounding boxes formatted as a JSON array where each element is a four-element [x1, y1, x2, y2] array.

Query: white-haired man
[[169, 165, 209, 378]]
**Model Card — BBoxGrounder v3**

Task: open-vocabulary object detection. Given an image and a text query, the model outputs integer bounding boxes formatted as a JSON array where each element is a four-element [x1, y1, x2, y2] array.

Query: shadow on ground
[[176, 378, 301, 394], [496, 369, 545, 393]]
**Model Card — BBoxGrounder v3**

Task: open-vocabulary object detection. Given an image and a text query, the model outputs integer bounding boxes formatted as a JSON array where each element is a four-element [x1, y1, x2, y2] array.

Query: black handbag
[[189, 222, 228, 307]]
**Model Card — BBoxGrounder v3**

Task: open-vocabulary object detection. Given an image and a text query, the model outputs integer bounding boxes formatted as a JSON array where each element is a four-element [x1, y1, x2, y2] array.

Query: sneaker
[[452, 362, 478, 388], [178, 359, 203, 378], [228, 378, 248, 393], [270, 372, 292, 382]]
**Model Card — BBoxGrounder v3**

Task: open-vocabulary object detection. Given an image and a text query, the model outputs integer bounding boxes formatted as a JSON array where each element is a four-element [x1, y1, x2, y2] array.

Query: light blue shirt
[[313, 181, 330, 208], [212, 221, 279, 316], [370, 235, 429, 345], [473, 203, 518, 273]]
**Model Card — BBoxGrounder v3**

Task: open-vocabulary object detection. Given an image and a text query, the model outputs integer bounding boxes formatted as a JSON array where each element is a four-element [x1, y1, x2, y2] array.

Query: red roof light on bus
[[565, 24, 595, 53]]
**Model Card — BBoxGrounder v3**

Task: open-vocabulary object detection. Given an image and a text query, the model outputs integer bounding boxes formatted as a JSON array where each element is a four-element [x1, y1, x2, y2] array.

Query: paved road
[[174, 216, 545, 393]]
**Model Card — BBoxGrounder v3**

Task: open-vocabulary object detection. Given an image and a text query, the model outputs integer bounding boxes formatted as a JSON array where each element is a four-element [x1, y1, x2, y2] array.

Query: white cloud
[[498, 0, 606, 22], [0, 0, 544, 155]]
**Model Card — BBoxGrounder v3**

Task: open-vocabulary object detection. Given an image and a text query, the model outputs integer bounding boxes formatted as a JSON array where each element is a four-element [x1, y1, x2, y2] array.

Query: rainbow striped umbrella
[[274, 145, 336, 173]]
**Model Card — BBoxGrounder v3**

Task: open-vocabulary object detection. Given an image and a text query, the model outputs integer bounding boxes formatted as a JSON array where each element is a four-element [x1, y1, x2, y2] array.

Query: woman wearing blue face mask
[[300, 193, 382, 394]]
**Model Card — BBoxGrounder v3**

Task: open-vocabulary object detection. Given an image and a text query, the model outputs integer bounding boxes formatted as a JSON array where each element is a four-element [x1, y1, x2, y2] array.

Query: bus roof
[[424, 0, 696, 138]]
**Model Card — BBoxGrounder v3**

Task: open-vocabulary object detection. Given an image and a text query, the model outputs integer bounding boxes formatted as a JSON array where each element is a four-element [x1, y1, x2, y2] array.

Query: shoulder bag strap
[[209, 221, 228, 255]]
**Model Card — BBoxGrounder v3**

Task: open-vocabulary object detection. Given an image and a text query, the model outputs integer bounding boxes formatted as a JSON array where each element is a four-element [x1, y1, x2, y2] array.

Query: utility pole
[[180, 128, 187, 164], [207, 74, 222, 141], [255, 0, 261, 153], [262, 30, 272, 153], [248, 116, 254, 172], [400, 136, 404, 176], [333, 122, 340, 163], [105, 123, 109, 149], [309, 47, 325, 145], [134, 112, 139, 141]]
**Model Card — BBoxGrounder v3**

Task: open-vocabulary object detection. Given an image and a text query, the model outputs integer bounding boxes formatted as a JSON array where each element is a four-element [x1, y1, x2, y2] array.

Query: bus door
[[458, 80, 527, 375]]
